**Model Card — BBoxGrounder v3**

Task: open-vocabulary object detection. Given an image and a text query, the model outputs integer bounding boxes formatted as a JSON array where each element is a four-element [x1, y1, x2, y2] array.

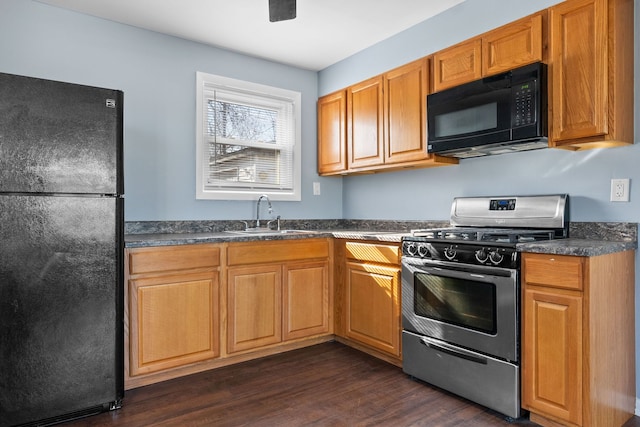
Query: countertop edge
[[517, 239, 638, 257], [124, 230, 408, 248], [126, 231, 637, 256]]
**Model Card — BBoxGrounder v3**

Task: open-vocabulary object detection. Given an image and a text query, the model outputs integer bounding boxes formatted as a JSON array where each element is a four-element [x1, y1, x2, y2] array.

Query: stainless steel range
[[401, 194, 569, 420]]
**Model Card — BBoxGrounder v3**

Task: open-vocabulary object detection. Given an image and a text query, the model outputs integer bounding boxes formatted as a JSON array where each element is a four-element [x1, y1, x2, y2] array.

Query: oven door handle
[[419, 336, 488, 365]]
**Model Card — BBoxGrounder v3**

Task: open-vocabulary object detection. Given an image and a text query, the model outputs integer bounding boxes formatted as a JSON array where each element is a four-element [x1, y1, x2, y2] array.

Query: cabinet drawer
[[522, 253, 584, 291], [128, 245, 221, 275], [227, 238, 330, 266], [345, 241, 400, 265]]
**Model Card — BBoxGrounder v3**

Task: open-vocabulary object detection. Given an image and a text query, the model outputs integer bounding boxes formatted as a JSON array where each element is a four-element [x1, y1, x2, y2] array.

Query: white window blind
[[196, 72, 301, 201]]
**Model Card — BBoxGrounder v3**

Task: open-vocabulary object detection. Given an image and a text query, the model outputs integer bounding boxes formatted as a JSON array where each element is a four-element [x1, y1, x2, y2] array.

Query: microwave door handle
[[419, 336, 488, 365]]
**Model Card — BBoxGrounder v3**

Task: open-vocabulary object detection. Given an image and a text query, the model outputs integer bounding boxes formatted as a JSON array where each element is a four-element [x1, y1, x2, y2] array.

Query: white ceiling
[[37, 0, 466, 71]]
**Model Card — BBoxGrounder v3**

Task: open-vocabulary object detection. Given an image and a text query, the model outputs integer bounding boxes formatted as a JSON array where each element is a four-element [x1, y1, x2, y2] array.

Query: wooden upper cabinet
[[548, 0, 633, 149], [482, 12, 545, 76], [433, 12, 545, 93], [347, 75, 385, 170], [317, 90, 347, 175], [319, 60, 457, 175], [432, 39, 482, 92], [384, 58, 430, 164]]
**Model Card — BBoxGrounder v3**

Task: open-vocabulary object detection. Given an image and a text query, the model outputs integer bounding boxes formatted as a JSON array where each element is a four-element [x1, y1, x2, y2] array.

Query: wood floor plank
[[60, 342, 639, 427]]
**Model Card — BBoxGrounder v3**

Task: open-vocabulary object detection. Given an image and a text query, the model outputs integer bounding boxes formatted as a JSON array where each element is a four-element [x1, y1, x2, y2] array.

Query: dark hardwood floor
[[62, 341, 639, 427]]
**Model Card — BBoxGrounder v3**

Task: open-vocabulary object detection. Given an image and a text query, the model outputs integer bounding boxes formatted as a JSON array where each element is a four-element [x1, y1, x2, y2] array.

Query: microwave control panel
[[513, 80, 536, 127]]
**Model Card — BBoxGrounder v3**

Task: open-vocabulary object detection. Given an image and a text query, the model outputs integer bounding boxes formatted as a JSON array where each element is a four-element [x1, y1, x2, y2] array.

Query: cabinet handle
[[419, 336, 488, 365]]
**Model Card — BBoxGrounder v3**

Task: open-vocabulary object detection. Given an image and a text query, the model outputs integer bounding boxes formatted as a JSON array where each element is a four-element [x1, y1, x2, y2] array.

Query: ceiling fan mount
[[269, 0, 296, 22]]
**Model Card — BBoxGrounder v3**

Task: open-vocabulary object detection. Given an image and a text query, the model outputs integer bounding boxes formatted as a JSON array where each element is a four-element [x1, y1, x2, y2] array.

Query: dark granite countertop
[[125, 229, 409, 248], [124, 219, 440, 248], [517, 238, 637, 257], [124, 220, 637, 255]]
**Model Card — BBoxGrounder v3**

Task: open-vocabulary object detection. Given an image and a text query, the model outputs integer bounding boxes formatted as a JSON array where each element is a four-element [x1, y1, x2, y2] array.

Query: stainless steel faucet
[[255, 194, 272, 228]]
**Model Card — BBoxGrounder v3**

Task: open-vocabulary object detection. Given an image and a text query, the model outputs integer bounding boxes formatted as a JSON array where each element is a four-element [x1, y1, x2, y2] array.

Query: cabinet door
[[522, 287, 583, 426], [317, 90, 347, 175], [345, 262, 401, 357], [129, 271, 219, 376], [347, 76, 384, 169], [482, 12, 544, 76], [549, 0, 608, 145], [384, 59, 430, 164], [432, 39, 482, 92], [227, 265, 282, 353], [283, 261, 330, 340]]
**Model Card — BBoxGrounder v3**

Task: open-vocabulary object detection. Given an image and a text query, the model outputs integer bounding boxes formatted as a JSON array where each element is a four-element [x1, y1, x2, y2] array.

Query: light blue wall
[[319, 0, 640, 406], [0, 0, 343, 221]]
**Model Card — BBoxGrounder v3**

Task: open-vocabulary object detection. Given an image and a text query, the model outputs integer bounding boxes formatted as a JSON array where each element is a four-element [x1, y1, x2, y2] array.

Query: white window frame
[[196, 71, 301, 201]]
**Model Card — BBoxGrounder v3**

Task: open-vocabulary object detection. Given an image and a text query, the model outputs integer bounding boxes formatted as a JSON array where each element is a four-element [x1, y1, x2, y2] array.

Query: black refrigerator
[[0, 72, 124, 426]]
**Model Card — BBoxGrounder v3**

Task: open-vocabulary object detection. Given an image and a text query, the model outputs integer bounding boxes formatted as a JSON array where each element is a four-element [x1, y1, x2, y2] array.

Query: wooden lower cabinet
[[125, 244, 221, 381], [226, 260, 330, 352], [125, 239, 332, 389], [227, 265, 282, 353], [523, 287, 583, 425], [226, 239, 332, 354], [335, 240, 402, 363], [284, 261, 330, 340], [521, 251, 635, 427], [345, 262, 400, 357]]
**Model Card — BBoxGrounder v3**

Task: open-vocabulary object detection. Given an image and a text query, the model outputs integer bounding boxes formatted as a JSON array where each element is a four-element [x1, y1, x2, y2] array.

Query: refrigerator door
[[0, 195, 124, 426], [0, 73, 123, 195]]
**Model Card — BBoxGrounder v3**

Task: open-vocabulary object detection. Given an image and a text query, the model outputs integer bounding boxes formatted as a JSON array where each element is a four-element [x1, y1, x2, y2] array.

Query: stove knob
[[475, 248, 489, 263], [489, 250, 504, 265], [417, 244, 430, 258], [444, 245, 457, 261], [405, 242, 417, 256]]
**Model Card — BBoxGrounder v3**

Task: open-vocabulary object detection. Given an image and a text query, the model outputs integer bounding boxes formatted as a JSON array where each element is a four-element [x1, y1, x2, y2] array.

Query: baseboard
[[636, 397, 640, 416]]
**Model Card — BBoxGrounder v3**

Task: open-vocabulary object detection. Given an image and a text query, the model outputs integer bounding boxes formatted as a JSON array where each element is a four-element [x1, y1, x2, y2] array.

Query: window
[[196, 72, 301, 201]]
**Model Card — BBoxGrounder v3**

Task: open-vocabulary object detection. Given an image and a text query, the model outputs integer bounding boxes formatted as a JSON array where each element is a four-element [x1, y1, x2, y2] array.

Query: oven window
[[414, 273, 497, 334]]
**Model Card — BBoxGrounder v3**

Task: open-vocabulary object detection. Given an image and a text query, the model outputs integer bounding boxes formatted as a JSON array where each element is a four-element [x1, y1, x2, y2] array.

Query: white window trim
[[195, 71, 302, 201]]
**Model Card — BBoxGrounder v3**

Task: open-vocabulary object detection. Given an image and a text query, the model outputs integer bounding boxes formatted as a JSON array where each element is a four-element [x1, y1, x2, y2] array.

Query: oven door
[[401, 257, 518, 362]]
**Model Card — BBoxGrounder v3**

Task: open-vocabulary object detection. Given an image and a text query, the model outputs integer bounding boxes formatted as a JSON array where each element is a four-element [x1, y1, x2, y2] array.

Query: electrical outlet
[[313, 182, 321, 196], [610, 178, 630, 202]]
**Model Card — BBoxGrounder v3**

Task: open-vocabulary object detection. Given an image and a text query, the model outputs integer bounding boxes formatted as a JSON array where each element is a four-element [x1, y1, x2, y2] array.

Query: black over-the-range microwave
[[427, 62, 547, 159]]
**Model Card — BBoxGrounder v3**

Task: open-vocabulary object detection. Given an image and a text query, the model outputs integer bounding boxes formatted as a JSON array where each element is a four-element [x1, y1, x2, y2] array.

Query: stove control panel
[[402, 240, 518, 269], [489, 198, 516, 210]]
